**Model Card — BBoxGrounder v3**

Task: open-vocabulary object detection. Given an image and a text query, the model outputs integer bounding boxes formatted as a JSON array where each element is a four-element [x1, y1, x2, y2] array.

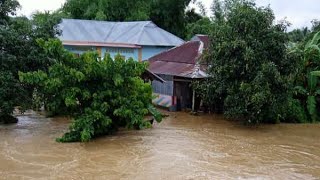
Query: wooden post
[[192, 89, 195, 112], [138, 48, 142, 62], [97, 47, 102, 58]]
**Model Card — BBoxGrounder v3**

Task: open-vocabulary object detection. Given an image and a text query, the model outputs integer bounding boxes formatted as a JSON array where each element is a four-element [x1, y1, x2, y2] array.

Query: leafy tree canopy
[[198, 0, 300, 124], [288, 27, 310, 43], [0, 1, 62, 123], [0, 0, 20, 24], [287, 19, 320, 44], [186, 17, 213, 39], [20, 39, 162, 142]]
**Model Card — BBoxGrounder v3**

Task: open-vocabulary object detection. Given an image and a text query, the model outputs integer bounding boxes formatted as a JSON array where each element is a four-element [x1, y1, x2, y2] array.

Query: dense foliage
[[1, 0, 318, 130], [0, 0, 19, 25], [291, 32, 320, 122], [0, 0, 61, 123], [186, 17, 212, 39], [0, 0, 19, 123], [20, 39, 162, 142], [288, 21, 320, 44], [288, 27, 310, 43], [197, 0, 300, 124], [61, 0, 203, 38]]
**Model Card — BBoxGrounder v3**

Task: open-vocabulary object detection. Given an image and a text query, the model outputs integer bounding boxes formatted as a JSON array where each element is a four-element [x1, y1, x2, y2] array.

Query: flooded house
[[58, 19, 185, 61], [148, 35, 209, 111]]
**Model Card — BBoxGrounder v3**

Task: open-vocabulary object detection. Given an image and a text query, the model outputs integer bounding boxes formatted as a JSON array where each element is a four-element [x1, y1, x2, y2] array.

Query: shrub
[[20, 39, 162, 142]]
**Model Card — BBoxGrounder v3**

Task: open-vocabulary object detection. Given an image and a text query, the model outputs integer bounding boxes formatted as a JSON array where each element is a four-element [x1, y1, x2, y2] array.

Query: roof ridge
[[149, 41, 199, 61], [195, 34, 208, 36], [194, 41, 204, 64], [135, 21, 152, 45], [111, 22, 145, 44], [149, 59, 196, 65], [62, 18, 153, 23], [156, 26, 184, 44]]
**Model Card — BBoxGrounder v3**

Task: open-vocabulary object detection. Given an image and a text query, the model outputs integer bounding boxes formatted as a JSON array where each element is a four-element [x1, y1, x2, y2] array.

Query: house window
[[106, 48, 134, 54], [72, 46, 95, 51]]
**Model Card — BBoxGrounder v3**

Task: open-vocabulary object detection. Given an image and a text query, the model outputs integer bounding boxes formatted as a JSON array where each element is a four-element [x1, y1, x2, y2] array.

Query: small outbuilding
[[148, 35, 209, 111]]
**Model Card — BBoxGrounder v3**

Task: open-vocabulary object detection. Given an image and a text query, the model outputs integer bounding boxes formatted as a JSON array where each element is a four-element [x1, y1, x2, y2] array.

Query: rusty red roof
[[149, 41, 201, 64], [148, 41, 207, 78], [196, 34, 210, 49]]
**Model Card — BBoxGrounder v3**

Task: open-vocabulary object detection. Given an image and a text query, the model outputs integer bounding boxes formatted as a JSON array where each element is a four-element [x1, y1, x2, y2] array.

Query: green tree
[[186, 17, 212, 39], [0, 0, 20, 24], [196, 1, 207, 17], [150, 0, 192, 38], [185, 8, 203, 24], [20, 39, 162, 142], [63, 0, 150, 21], [311, 19, 320, 32], [95, 10, 107, 21], [200, 0, 299, 124], [62, 0, 196, 38], [288, 27, 310, 43], [292, 32, 320, 122], [0, 1, 61, 123], [31, 10, 66, 40]]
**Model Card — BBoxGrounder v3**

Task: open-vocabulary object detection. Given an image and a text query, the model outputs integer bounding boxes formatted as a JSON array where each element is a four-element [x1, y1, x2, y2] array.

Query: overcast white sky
[[17, 0, 320, 30]]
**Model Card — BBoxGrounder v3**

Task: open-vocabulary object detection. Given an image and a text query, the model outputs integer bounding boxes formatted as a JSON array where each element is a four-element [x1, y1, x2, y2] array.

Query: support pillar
[[192, 90, 195, 112], [138, 48, 142, 62]]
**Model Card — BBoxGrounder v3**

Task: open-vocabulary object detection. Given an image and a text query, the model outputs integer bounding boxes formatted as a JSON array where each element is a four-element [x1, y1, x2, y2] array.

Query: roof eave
[[62, 40, 142, 48]]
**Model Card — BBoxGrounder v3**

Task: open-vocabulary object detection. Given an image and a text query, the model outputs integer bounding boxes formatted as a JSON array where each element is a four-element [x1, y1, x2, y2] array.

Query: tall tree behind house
[[62, 0, 198, 38]]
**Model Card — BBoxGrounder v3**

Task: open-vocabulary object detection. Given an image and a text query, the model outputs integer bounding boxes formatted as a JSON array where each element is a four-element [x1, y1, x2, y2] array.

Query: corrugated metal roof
[[148, 41, 207, 79], [58, 19, 185, 47], [191, 34, 209, 49], [149, 41, 201, 64]]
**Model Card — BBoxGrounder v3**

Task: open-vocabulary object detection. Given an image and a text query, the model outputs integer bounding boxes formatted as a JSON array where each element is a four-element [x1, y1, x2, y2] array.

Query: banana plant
[[304, 31, 320, 67], [295, 71, 320, 122], [294, 31, 320, 122]]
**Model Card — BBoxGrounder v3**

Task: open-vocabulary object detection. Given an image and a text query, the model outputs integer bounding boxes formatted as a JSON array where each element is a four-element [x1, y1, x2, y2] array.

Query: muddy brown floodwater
[[0, 111, 320, 180]]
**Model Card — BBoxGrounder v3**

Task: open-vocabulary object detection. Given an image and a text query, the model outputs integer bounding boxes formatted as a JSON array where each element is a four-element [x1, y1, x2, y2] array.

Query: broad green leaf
[[310, 71, 320, 77], [294, 86, 307, 95], [113, 74, 124, 86], [308, 73, 317, 90], [309, 32, 320, 47], [307, 96, 317, 117]]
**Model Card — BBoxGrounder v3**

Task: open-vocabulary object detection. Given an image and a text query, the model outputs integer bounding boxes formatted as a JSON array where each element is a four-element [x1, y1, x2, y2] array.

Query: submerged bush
[[282, 98, 308, 123], [20, 39, 162, 142]]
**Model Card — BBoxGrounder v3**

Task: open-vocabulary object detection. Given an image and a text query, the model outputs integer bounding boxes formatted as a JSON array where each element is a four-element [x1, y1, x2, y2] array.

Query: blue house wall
[[64, 45, 172, 61], [101, 47, 139, 60], [64, 45, 97, 55], [141, 46, 171, 61]]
